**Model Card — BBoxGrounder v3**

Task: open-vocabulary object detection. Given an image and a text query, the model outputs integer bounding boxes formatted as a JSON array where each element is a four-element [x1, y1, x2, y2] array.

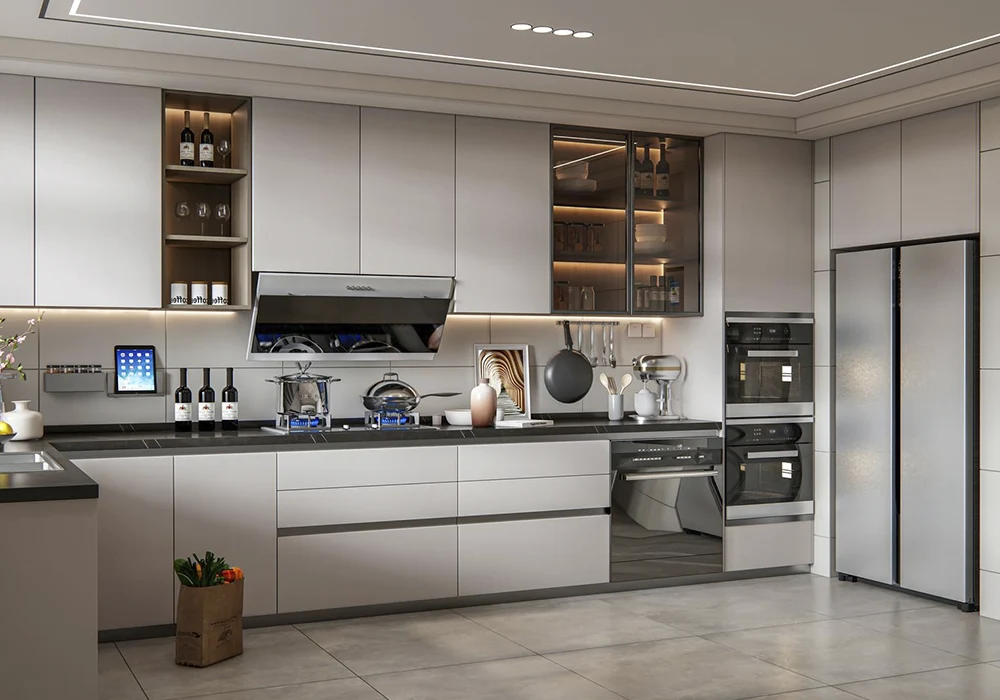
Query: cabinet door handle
[[746, 350, 799, 358], [745, 450, 800, 459]]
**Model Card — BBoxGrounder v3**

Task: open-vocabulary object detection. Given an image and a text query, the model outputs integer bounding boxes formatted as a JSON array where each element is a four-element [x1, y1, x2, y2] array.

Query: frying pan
[[544, 321, 594, 404]]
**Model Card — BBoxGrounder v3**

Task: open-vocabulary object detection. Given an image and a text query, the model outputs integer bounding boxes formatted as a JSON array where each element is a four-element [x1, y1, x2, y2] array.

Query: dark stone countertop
[[0, 441, 98, 504]]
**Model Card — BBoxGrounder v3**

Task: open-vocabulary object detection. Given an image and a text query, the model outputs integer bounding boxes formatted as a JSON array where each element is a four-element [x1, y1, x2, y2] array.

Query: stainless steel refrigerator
[[835, 239, 977, 610]]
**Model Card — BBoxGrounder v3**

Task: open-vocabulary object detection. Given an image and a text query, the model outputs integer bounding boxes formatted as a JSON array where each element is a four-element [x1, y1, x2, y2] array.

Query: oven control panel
[[612, 439, 724, 468], [726, 422, 811, 446]]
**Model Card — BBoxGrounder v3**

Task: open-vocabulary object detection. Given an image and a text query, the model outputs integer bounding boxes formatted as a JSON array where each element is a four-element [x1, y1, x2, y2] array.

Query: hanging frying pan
[[544, 321, 594, 404]]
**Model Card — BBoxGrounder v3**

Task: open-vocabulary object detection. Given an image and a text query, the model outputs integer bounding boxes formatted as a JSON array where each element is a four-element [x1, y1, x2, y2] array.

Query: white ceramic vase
[[5, 400, 44, 441], [470, 378, 498, 428], [634, 386, 658, 417]]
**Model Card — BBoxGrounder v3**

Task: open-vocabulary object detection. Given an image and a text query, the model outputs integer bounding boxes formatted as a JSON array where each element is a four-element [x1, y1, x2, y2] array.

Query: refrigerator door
[[835, 248, 895, 585], [899, 240, 975, 603]]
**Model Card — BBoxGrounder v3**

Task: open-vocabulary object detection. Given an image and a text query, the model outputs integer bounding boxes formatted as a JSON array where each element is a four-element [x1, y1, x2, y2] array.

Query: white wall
[[0, 311, 667, 426]]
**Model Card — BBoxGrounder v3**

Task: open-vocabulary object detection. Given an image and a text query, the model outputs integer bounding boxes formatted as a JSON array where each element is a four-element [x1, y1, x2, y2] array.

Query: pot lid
[[270, 371, 341, 384], [366, 372, 417, 399]]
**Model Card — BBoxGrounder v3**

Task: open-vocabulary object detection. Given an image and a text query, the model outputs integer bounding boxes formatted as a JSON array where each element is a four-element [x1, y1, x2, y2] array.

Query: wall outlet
[[642, 323, 656, 338], [627, 322, 642, 338]]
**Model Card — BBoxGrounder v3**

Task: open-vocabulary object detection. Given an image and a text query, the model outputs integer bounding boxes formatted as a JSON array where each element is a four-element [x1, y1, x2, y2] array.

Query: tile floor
[[102, 575, 1000, 700]]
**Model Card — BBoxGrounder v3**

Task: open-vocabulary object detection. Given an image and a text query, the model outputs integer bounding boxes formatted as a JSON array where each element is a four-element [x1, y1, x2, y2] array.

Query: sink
[[0, 452, 64, 473]]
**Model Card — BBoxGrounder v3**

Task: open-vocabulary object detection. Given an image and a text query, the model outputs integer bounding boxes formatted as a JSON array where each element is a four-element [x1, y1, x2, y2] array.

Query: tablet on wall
[[114, 345, 158, 394]]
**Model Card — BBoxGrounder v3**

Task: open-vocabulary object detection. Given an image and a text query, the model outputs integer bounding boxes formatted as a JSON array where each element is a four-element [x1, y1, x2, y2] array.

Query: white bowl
[[636, 223, 667, 237], [444, 409, 473, 427], [635, 240, 673, 255], [555, 178, 598, 193], [555, 161, 589, 179]]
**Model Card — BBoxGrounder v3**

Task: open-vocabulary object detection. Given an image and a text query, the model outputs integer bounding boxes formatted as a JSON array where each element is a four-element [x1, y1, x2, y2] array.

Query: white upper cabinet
[[361, 108, 455, 277], [830, 122, 902, 249], [35, 79, 161, 308], [723, 135, 813, 313], [0, 75, 34, 307], [253, 98, 361, 273], [901, 104, 979, 240], [982, 97, 1000, 151], [454, 117, 550, 313]]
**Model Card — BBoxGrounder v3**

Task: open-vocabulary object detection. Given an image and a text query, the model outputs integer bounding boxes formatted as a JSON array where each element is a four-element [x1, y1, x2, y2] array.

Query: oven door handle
[[744, 450, 800, 459], [745, 350, 799, 358], [620, 470, 719, 482]]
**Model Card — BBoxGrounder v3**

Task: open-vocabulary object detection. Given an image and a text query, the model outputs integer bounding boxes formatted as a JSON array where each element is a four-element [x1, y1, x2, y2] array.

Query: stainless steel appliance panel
[[835, 248, 895, 585], [899, 240, 975, 602]]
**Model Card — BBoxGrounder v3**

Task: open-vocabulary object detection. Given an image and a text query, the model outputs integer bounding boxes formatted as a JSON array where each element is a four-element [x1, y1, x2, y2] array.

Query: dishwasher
[[610, 437, 725, 583]]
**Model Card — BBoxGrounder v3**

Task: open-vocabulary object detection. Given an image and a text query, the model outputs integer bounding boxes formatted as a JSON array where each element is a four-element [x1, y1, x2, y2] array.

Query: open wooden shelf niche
[[162, 91, 252, 310]]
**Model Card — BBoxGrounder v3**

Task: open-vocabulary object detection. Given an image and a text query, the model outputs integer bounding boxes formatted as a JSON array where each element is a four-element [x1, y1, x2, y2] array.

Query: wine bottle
[[633, 147, 643, 195], [199, 112, 214, 167], [198, 368, 216, 432], [639, 144, 654, 196], [179, 111, 195, 166], [174, 368, 193, 433], [221, 367, 239, 432], [655, 143, 670, 198]]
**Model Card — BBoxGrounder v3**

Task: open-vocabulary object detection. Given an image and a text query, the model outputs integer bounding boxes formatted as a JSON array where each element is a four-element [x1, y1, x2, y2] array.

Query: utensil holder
[[608, 394, 624, 421]]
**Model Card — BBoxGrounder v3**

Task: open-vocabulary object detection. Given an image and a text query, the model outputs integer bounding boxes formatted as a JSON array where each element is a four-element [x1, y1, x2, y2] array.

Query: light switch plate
[[627, 322, 642, 338], [642, 323, 656, 338]]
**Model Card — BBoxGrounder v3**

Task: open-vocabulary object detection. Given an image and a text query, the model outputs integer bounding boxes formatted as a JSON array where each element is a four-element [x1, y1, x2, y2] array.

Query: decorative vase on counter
[[5, 400, 44, 441], [470, 378, 498, 428]]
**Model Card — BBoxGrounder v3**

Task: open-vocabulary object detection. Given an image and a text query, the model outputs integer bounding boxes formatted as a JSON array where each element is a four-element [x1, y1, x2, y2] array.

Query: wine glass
[[174, 201, 191, 234], [215, 203, 231, 237], [196, 202, 211, 236], [217, 139, 231, 168]]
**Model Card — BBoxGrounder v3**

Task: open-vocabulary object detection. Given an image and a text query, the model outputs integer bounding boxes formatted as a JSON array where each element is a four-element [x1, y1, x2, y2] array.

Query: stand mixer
[[631, 354, 687, 421]]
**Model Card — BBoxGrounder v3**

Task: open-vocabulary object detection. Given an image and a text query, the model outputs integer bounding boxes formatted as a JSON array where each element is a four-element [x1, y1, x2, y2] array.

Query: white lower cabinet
[[724, 521, 814, 571], [174, 453, 277, 617], [458, 515, 610, 596], [74, 456, 174, 631], [278, 526, 458, 612]]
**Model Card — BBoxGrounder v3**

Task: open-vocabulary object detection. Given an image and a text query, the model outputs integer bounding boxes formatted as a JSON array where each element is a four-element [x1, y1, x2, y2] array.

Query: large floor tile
[[708, 619, 972, 685], [298, 610, 531, 676], [366, 655, 623, 700], [841, 663, 1000, 699], [187, 678, 385, 700], [456, 596, 689, 653], [845, 607, 1000, 662], [548, 636, 822, 700], [99, 644, 145, 700], [604, 582, 827, 635], [746, 690, 858, 700], [117, 627, 353, 700]]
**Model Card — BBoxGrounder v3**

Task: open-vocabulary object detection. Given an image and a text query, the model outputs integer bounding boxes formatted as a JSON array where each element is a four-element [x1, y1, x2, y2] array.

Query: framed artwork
[[474, 344, 531, 420]]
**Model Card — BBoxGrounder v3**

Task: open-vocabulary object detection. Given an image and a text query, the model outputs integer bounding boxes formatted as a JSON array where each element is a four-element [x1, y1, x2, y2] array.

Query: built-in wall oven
[[610, 436, 725, 583], [726, 315, 814, 418], [725, 417, 813, 523]]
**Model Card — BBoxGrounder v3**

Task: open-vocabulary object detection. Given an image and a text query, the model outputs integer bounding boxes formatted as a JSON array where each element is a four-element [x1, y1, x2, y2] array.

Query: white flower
[[26, 318, 35, 326]]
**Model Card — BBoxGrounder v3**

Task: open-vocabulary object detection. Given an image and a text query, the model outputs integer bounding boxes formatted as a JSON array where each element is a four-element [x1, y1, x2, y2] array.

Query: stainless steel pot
[[268, 368, 341, 415], [361, 372, 459, 413]]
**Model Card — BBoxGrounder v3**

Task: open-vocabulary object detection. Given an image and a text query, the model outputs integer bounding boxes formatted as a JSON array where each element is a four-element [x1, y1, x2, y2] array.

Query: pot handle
[[562, 320, 574, 350]]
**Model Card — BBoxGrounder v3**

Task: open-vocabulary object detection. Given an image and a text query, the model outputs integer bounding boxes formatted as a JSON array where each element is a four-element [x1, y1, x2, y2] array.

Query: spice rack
[[162, 91, 252, 311]]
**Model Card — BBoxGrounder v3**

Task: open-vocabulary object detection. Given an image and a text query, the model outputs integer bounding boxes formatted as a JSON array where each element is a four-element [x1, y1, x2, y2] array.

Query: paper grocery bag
[[175, 579, 244, 667]]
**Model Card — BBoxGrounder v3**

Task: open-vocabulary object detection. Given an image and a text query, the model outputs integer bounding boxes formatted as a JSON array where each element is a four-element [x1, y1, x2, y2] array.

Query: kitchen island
[[35, 417, 724, 641]]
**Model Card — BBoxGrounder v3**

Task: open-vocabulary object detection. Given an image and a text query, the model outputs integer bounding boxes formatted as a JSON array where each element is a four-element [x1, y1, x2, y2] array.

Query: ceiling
[[5, 0, 1000, 136]]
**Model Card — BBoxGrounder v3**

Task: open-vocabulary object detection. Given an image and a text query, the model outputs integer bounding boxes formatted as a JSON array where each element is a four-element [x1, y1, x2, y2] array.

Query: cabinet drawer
[[458, 515, 609, 596], [724, 521, 813, 571], [278, 525, 457, 612], [459, 441, 609, 481], [459, 474, 609, 517], [278, 483, 457, 529], [278, 446, 457, 490]]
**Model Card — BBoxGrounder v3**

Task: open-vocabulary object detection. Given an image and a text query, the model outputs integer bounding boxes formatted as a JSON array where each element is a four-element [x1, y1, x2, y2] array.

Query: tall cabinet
[[0, 75, 34, 307], [35, 79, 162, 308]]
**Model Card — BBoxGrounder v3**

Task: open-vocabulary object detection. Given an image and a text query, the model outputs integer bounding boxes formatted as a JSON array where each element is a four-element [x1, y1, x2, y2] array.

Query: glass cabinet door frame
[[551, 125, 704, 317]]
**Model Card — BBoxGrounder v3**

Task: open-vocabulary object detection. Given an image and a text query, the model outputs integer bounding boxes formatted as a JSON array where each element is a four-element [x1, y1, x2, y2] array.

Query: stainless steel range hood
[[247, 273, 455, 362]]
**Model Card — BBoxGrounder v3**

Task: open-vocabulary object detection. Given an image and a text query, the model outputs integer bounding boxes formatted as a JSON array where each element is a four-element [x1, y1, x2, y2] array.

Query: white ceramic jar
[[4, 400, 44, 441], [634, 386, 658, 417], [470, 378, 498, 428]]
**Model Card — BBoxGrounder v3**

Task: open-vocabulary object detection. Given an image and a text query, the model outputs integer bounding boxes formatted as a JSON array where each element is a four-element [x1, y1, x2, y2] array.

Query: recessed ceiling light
[[532, 26, 554, 34], [510, 23, 532, 31], [553, 29, 574, 36], [573, 31, 594, 39]]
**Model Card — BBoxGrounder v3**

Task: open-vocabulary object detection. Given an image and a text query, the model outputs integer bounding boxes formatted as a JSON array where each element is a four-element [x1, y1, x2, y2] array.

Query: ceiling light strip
[[67, 0, 1000, 98]]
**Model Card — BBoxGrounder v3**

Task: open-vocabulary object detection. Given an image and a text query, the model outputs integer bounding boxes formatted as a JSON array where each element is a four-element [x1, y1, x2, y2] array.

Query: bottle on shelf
[[639, 144, 654, 197], [221, 367, 239, 432], [668, 276, 682, 309], [656, 275, 668, 309], [198, 368, 216, 432], [174, 368, 193, 433], [199, 112, 214, 167], [633, 147, 644, 196], [179, 111, 195, 167], [655, 142, 671, 198], [635, 281, 647, 311]]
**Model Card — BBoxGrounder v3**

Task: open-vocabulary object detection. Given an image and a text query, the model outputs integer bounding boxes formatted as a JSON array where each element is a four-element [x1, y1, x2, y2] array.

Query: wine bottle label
[[199, 143, 214, 162], [633, 170, 641, 188], [179, 142, 194, 161], [222, 402, 239, 420], [198, 402, 215, 421], [174, 403, 192, 421], [640, 172, 653, 189], [656, 173, 670, 191]]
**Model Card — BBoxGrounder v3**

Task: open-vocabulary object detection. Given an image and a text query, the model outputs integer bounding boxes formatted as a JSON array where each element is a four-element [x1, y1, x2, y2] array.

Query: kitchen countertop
[[0, 415, 720, 503]]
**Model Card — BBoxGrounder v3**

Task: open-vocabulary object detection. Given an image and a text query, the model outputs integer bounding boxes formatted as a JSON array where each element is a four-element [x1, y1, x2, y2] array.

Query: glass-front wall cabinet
[[551, 127, 702, 316]]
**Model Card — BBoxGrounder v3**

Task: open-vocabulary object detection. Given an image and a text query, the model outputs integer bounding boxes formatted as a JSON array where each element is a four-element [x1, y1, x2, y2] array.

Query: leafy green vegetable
[[173, 551, 231, 587]]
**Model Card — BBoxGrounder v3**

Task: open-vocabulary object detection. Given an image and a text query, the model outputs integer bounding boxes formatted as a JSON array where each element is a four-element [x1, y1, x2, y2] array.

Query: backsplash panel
[[1, 310, 678, 426]]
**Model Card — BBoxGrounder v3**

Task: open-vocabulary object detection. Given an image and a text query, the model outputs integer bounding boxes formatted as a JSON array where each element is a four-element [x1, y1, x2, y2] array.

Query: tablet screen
[[114, 346, 157, 394]]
